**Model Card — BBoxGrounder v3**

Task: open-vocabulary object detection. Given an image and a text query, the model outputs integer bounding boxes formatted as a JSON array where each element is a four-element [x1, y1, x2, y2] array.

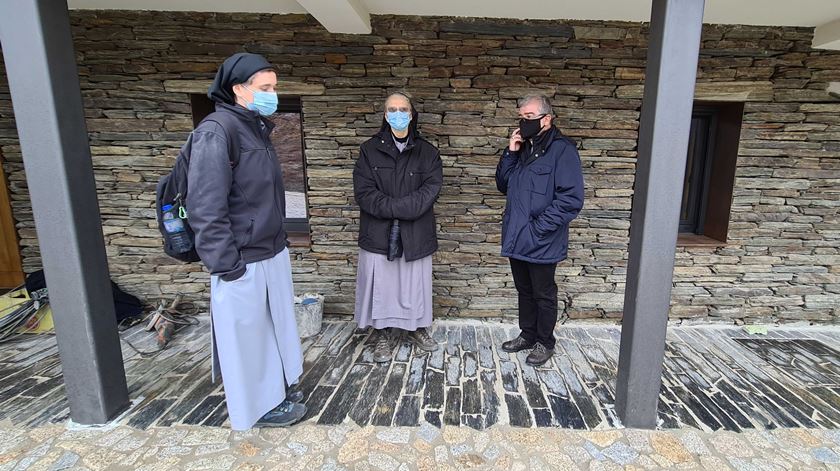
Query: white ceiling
[[68, 0, 840, 27]]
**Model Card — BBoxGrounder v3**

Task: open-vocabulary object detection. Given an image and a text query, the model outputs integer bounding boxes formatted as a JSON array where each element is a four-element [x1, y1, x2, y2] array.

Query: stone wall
[[0, 11, 838, 323]]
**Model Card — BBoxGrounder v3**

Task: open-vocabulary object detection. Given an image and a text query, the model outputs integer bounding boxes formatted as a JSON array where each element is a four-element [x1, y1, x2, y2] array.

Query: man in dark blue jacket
[[495, 95, 584, 366]]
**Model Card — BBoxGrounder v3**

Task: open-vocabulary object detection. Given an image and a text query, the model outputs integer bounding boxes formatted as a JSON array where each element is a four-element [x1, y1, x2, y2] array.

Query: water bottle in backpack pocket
[[155, 110, 240, 263], [161, 203, 193, 255]]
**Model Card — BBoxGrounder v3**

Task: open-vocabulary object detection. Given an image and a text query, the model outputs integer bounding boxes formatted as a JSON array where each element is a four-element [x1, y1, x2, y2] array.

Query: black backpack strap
[[200, 111, 241, 168]]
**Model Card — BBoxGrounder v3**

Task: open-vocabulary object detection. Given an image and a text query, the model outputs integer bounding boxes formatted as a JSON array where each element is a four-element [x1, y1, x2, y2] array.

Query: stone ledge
[[616, 81, 774, 102], [162, 80, 326, 96]]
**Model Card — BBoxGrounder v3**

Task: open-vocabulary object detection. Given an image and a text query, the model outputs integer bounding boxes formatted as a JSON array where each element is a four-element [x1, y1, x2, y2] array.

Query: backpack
[[24, 269, 145, 323], [156, 111, 240, 262]]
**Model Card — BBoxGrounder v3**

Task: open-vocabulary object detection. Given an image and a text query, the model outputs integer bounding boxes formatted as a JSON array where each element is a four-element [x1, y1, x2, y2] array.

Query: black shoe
[[526, 343, 554, 367], [286, 388, 304, 403], [255, 400, 307, 427], [502, 335, 536, 353]]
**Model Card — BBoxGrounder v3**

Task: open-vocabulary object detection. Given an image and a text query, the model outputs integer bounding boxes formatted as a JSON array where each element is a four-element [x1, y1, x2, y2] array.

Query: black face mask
[[519, 115, 545, 140]]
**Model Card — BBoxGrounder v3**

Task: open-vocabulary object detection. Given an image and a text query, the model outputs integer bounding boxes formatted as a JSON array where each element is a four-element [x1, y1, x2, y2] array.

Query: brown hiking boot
[[407, 327, 438, 352], [373, 330, 393, 363]]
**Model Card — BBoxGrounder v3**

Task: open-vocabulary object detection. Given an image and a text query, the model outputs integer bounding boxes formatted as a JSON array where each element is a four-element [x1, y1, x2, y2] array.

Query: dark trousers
[[509, 258, 558, 349]]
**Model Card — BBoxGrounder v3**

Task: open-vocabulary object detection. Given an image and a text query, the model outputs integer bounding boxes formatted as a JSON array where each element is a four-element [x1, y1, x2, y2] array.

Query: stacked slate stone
[[0, 12, 837, 323]]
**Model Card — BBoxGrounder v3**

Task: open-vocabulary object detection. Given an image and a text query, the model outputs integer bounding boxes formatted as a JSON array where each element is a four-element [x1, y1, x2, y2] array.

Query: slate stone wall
[[0, 11, 838, 323]]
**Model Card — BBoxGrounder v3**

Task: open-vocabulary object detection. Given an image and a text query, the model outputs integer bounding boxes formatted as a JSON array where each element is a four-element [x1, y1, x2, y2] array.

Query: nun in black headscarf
[[208, 52, 272, 104], [352, 92, 444, 363], [185, 52, 306, 430]]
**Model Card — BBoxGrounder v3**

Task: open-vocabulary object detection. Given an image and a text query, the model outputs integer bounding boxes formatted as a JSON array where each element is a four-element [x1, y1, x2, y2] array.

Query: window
[[190, 94, 310, 246], [678, 102, 744, 245]]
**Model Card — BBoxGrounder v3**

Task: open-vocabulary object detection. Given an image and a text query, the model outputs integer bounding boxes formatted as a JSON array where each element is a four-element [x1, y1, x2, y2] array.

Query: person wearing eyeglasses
[[353, 92, 443, 362], [495, 95, 585, 366]]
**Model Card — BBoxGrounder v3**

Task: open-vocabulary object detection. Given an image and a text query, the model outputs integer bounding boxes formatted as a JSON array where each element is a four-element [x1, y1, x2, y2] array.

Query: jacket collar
[[523, 126, 560, 165], [374, 129, 417, 158], [215, 102, 276, 134]]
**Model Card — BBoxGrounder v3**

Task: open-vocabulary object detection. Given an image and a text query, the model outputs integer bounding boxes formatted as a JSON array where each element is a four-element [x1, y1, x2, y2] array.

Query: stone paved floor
[[0, 319, 839, 432], [1, 422, 840, 470]]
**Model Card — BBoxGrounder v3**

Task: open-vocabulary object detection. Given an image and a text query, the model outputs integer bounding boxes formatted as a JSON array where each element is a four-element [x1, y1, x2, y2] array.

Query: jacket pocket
[[235, 218, 254, 248], [372, 163, 395, 188], [407, 170, 425, 191], [529, 165, 552, 194], [528, 165, 552, 218]]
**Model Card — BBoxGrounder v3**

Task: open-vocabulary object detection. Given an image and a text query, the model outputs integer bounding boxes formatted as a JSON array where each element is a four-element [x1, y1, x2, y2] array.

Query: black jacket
[[186, 103, 288, 281], [353, 120, 443, 261]]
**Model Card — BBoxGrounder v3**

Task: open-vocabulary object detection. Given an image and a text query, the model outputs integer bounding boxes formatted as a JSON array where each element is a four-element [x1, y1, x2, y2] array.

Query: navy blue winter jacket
[[495, 126, 584, 264]]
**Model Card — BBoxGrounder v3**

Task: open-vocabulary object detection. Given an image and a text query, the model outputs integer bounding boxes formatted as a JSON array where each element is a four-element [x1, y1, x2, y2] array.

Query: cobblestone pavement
[[1, 422, 839, 470]]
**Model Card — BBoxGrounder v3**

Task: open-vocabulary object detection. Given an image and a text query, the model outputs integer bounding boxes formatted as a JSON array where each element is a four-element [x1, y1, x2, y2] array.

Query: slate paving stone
[[348, 363, 389, 426], [128, 398, 176, 429], [0, 320, 838, 433], [201, 403, 228, 427], [422, 369, 445, 410], [480, 370, 500, 428], [443, 387, 461, 426], [547, 395, 586, 428], [405, 355, 427, 395], [462, 379, 480, 415], [182, 396, 224, 426], [302, 385, 335, 422], [318, 363, 371, 425], [505, 394, 533, 427], [461, 326, 477, 352], [393, 395, 421, 427], [370, 363, 407, 426], [394, 340, 412, 363], [499, 360, 519, 393], [424, 410, 442, 428], [462, 414, 483, 430], [533, 408, 553, 427], [445, 353, 461, 387]]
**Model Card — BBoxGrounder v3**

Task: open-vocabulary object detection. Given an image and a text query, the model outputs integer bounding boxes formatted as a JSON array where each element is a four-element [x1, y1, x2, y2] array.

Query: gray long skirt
[[210, 248, 303, 431], [354, 249, 433, 331]]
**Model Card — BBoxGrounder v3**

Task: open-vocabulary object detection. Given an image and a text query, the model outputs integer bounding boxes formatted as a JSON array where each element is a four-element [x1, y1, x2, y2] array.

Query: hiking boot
[[255, 400, 306, 427], [407, 327, 438, 352], [373, 331, 393, 363], [286, 387, 304, 403], [526, 343, 554, 367], [501, 335, 536, 353]]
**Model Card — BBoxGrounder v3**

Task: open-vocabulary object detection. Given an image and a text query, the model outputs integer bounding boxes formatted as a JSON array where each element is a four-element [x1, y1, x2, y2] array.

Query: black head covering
[[379, 92, 421, 139], [208, 53, 274, 105]]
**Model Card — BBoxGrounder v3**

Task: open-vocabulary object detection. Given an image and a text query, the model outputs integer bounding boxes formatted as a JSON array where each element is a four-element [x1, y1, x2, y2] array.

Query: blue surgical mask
[[386, 111, 411, 131], [244, 85, 278, 116]]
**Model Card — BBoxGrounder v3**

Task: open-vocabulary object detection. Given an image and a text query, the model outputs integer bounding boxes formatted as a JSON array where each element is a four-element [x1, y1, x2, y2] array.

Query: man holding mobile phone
[[495, 95, 585, 366]]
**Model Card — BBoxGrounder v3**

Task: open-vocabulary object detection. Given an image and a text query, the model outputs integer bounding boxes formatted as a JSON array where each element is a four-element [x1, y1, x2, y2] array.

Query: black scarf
[[522, 125, 559, 165], [208, 53, 273, 105]]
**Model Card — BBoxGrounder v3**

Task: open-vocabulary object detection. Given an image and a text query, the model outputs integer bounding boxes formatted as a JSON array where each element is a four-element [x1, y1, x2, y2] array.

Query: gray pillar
[[615, 0, 705, 429], [0, 0, 129, 423]]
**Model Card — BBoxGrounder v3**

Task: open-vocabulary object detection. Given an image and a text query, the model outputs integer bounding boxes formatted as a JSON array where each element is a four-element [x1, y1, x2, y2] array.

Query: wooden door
[[0, 150, 23, 288]]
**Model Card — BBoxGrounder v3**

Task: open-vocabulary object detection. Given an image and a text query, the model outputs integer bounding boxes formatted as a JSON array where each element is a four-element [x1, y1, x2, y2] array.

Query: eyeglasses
[[387, 107, 411, 113], [519, 113, 547, 120]]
